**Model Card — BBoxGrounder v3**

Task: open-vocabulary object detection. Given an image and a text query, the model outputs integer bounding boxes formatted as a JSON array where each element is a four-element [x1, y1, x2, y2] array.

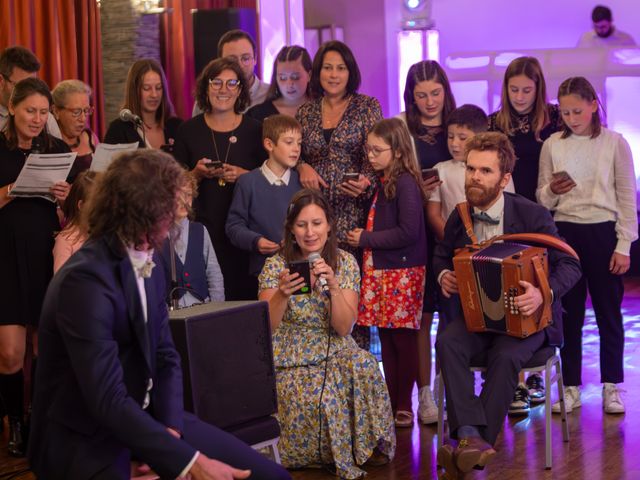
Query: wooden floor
[[3, 279, 640, 480]]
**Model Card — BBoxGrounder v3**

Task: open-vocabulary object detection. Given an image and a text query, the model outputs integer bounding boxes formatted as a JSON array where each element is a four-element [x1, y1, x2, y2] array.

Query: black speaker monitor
[[192, 8, 258, 77], [169, 301, 277, 430]]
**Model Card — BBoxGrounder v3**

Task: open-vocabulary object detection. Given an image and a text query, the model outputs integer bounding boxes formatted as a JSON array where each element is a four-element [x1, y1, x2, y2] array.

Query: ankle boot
[[8, 415, 25, 457]]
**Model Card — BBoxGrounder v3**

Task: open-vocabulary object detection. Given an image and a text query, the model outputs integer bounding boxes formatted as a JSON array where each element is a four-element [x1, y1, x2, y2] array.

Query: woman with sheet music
[[0, 77, 70, 457]]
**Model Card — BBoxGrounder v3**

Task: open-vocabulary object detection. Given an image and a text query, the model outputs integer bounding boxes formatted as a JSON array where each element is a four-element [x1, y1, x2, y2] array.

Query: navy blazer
[[433, 192, 582, 346], [28, 235, 195, 479], [359, 172, 428, 270]]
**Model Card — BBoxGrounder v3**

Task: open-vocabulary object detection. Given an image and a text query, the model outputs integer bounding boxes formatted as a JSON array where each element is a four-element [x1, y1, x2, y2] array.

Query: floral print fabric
[[259, 250, 396, 479]]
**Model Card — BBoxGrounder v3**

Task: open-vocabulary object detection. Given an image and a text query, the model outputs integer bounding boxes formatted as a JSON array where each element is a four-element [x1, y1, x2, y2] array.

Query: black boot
[[8, 415, 25, 457]]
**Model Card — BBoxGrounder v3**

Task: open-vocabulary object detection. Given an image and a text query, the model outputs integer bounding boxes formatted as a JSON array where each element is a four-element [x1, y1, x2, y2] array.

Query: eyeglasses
[[364, 145, 392, 157], [228, 54, 254, 65], [60, 106, 94, 118], [208, 78, 241, 90]]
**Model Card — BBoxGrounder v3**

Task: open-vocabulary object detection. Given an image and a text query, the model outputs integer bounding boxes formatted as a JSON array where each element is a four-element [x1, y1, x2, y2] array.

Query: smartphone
[[342, 172, 359, 183], [421, 168, 440, 181], [552, 170, 574, 183], [206, 160, 224, 169], [287, 260, 311, 295]]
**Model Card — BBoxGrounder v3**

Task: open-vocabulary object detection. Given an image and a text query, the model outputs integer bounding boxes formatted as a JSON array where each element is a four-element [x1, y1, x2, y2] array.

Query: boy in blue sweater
[[226, 115, 303, 277]]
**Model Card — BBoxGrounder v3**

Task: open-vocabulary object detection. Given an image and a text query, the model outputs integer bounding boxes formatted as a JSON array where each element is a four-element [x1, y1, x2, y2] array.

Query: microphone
[[308, 252, 329, 292], [119, 108, 143, 126]]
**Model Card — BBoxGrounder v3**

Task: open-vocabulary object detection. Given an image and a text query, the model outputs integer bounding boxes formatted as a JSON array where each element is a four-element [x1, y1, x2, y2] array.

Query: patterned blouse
[[296, 94, 382, 248]]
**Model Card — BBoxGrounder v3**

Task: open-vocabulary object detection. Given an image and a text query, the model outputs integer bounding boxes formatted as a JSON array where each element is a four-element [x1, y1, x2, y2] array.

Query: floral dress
[[259, 250, 396, 479], [296, 94, 382, 253], [357, 192, 426, 329]]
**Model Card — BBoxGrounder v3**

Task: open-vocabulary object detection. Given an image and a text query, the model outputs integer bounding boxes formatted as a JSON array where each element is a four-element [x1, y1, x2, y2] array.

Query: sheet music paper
[[90, 142, 139, 172], [9, 152, 77, 202]]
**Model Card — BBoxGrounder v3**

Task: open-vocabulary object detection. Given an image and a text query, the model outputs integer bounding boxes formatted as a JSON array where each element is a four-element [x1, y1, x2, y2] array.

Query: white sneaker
[[552, 386, 581, 413], [603, 383, 625, 414], [418, 386, 438, 424]]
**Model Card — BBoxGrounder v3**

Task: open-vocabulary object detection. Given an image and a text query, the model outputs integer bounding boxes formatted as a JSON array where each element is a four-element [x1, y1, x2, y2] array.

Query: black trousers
[[556, 221, 625, 386], [91, 412, 291, 480], [436, 306, 545, 446]]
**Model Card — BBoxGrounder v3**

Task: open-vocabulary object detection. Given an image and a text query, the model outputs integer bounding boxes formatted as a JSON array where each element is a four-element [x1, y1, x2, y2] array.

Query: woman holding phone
[[258, 189, 395, 479]]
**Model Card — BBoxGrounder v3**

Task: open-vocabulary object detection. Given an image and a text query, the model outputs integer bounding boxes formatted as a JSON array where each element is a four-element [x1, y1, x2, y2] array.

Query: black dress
[[172, 114, 266, 301], [103, 116, 182, 150], [246, 100, 279, 123], [412, 125, 450, 314], [488, 104, 561, 202], [0, 134, 70, 326]]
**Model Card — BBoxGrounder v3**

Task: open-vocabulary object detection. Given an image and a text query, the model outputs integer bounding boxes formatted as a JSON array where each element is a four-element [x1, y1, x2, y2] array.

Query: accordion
[[453, 241, 552, 338]]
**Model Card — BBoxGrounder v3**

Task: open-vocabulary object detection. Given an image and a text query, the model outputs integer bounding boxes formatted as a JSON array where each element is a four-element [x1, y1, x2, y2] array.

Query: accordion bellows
[[454, 242, 552, 338]]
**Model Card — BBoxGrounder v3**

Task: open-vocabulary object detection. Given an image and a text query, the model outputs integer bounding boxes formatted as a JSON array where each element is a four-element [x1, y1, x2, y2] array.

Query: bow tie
[[472, 211, 500, 225]]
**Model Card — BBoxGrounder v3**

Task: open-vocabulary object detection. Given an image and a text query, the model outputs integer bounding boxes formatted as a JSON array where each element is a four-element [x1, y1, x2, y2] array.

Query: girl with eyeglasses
[[247, 45, 312, 123], [173, 57, 266, 300], [347, 118, 428, 428], [104, 59, 181, 150], [52, 80, 99, 181]]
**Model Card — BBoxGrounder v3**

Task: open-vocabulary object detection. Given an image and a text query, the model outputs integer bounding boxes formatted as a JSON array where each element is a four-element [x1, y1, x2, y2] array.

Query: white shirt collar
[[474, 192, 505, 219], [260, 160, 291, 186]]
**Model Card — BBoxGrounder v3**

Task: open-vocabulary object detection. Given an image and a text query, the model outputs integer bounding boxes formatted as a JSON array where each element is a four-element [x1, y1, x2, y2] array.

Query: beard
[[596, 26, 613, 38], [465, 179, 503, 209]]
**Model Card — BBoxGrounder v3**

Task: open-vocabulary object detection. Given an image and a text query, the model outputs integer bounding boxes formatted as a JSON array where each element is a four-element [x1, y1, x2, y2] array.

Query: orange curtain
[[0, 0, 105, 137], [161, 0, 256, 120]]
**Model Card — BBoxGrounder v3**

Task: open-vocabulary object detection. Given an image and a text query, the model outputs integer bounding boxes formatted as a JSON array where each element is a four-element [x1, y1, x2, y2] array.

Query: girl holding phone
[[537, 76, 637, 415]]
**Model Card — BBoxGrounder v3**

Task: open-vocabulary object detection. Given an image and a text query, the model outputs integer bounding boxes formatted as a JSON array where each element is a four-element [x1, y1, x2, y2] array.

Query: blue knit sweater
[[226, 168, 302, 275]]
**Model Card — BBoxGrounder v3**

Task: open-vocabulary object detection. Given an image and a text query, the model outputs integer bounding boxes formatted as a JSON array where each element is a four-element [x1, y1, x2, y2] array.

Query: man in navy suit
[[28, 150, 290, 480], [433, 133, 581, 479]]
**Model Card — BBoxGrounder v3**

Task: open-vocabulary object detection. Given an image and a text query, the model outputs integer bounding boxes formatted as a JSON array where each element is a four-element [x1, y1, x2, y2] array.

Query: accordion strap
[[485, 233, 579, 260], [455, 202, 478, 245], [532, 254, 552, 330]]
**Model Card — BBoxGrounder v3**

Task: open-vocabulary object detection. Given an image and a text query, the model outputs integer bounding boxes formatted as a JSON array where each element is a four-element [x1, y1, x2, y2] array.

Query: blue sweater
[[226, 168, 302, 275]]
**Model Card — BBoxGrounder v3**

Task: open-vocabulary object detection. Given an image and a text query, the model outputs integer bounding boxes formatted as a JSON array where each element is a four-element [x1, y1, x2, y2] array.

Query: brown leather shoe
[[454, 436, 496, 473], [437, 443, 462, 480]]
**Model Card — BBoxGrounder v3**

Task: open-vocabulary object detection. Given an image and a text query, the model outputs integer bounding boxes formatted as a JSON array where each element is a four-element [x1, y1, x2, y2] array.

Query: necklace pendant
[[229, 135, 237, 144], [218, 178, 226, 187]]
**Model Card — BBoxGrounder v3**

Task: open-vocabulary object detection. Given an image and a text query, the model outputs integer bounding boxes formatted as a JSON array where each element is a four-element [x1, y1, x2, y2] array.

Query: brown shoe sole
[[437, 444, 462, 480], [456, 446, 497, 473]]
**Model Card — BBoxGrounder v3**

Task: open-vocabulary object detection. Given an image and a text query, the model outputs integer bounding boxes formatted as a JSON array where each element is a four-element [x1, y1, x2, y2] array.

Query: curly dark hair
[[281, 189, 338, 272], [86, 150, 186, 250], [194, 57, 250, 114]]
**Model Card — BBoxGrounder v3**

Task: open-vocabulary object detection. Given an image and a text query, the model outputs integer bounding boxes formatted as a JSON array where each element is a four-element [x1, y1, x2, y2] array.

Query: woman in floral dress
[[258, 189, 395, 479]]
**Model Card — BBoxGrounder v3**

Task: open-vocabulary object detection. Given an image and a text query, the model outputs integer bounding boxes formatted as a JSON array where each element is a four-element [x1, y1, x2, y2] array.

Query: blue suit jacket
[[433, 192, 582, 346], [28, 235, 195, 479]]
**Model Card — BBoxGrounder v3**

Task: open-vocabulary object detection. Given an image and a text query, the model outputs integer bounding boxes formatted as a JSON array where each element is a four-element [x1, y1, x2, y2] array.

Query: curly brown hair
[[194, 57, 250, 114], [86, 150, 186, 250], [465, 131, 517, 175]]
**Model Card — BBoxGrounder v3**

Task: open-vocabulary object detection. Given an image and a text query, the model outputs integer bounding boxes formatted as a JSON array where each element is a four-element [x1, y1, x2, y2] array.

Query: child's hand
[[346, 228, 363, 247], [549, 177, 576, 195], [338, 175, 369, 198], [422, 176, 442, 198], [609, 252, 630, 275], [257, 238, 280, 254]]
